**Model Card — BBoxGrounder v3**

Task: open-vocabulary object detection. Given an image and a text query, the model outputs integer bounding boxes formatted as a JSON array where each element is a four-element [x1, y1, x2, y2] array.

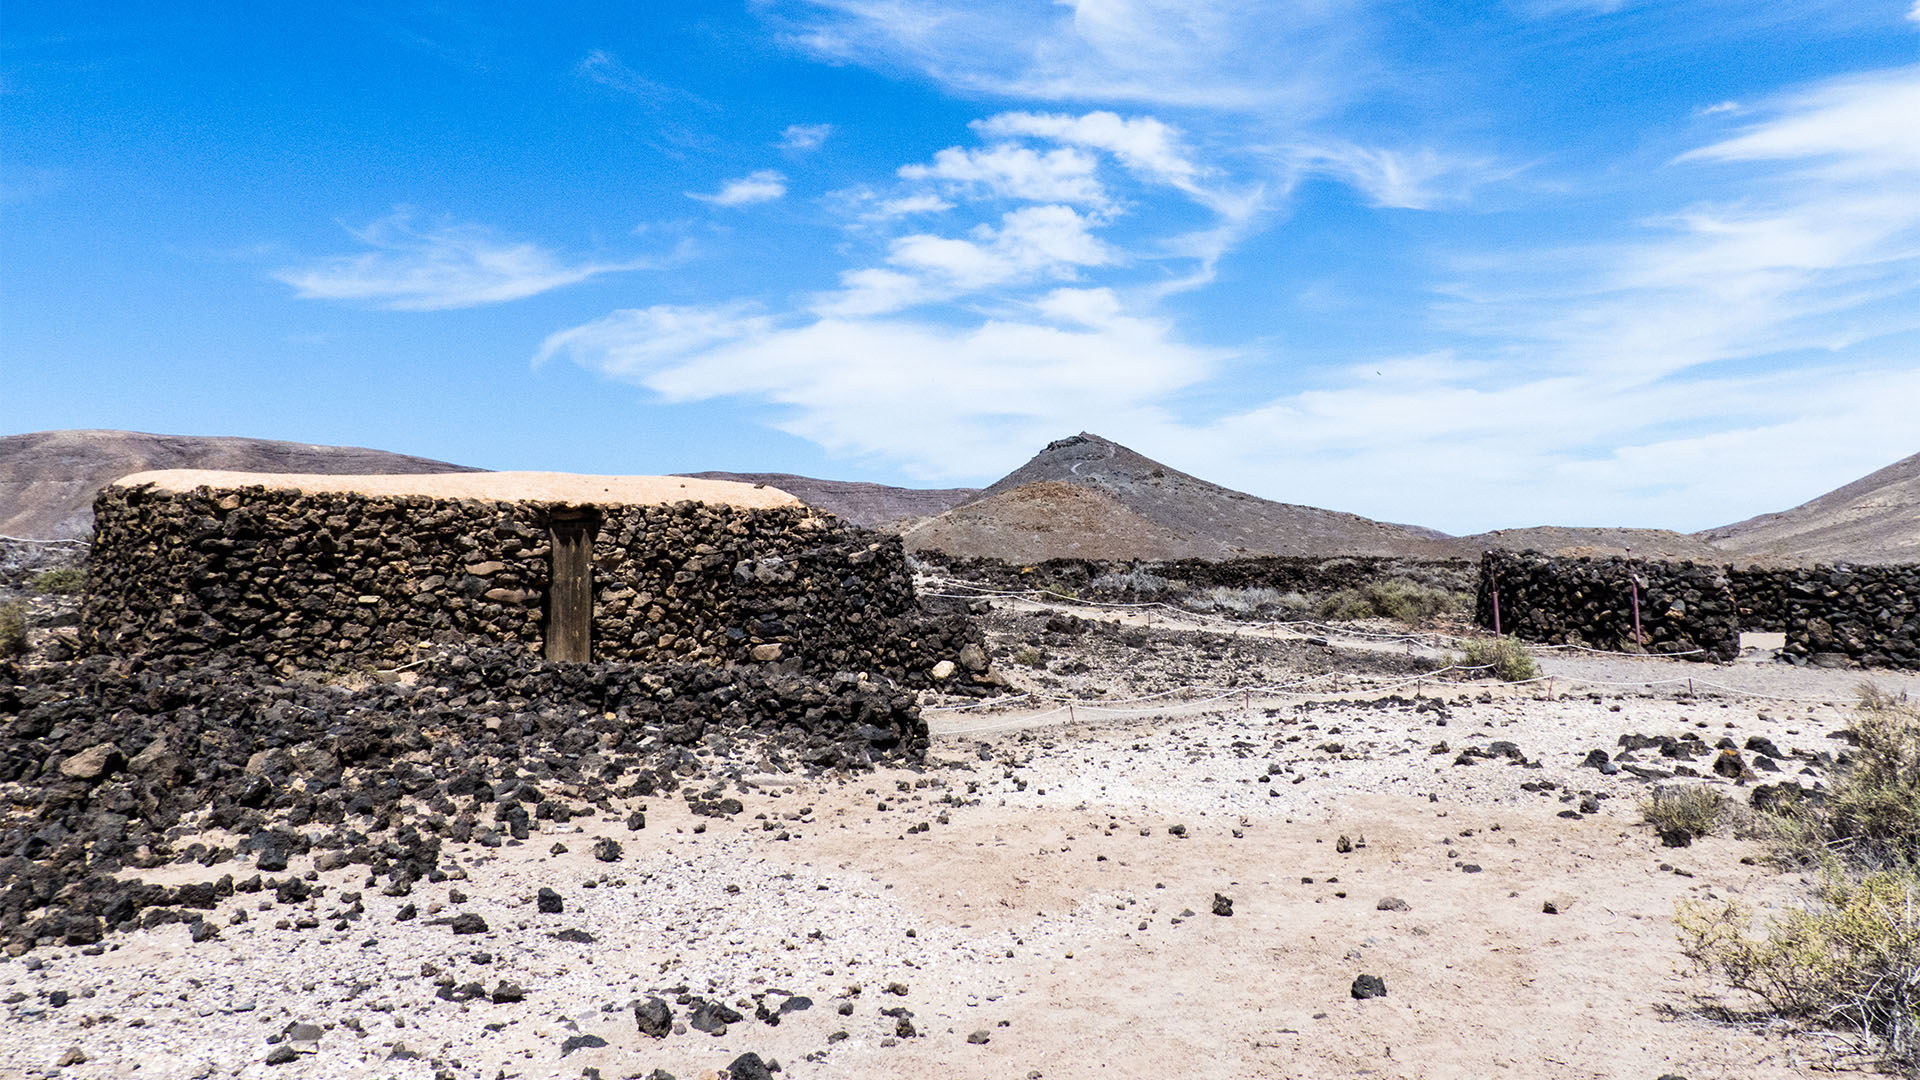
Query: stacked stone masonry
[[1475, 550, 1919, 669], [83, 484, 987, 688]]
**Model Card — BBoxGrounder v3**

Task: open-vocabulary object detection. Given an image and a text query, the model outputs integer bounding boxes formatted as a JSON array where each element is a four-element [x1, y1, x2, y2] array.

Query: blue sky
[[4, 1, 1918, 534]]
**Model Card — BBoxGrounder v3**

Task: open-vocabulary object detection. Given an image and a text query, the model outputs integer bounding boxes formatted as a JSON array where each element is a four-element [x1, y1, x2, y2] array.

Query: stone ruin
[[84, 470, 990, 685], [1475, 549, 1920, 669], [0, 471, 995, 953]]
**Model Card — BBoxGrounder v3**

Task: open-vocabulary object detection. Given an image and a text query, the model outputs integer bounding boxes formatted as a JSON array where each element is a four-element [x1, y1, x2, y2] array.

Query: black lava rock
[[634, 996, 673, 1038], [1350, 974, 1388, 1000], [727, 1052, 775, 1080], [448, 913, 488, 935], [559, 1034, 608, 1056], [537, 888, 563, 914]]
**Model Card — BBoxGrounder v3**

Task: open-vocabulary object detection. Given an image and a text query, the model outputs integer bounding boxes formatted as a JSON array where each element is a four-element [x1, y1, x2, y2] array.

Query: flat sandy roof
[[109, 470, 804, 510]]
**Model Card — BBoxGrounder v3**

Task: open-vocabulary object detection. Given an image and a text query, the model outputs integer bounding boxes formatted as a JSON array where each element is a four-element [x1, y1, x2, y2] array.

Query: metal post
[[1630, 574, 1644, 648], [1491, 574, 1502, 636]]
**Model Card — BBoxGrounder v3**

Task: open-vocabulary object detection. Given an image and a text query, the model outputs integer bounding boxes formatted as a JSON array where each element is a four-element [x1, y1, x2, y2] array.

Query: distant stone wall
[[83, 484, 988, 688], [1732, 563, 1920, 668], [1475, 551, 1920, 669], [1473, 551, 1739, 661], [914, 551, 1475, 597]]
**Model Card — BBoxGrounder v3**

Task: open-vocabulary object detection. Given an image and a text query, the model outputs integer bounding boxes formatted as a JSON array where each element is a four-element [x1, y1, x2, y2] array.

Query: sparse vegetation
[[1183, 586, 1310, 618], [1315, 580, 1465, 625], [1456, 635, 1539, 681], [1088, 568, 1175, 595], [31, 566, 85, 594], [1012, 645, 1046, 668], [1675, 686, 1920, 1068], [0, 601, 26, 659], [1640, 784, 1729, 842]]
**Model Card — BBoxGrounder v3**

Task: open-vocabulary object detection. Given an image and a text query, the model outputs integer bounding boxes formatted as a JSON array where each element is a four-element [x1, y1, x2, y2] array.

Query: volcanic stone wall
[[1476, 551, 1920, 669], [1474, 551, 1740, 661], [0, 644, 927, 950], [84, 484, 985, 686], [915, 552, 1475, 597], [1732, 563, 1920, 668]]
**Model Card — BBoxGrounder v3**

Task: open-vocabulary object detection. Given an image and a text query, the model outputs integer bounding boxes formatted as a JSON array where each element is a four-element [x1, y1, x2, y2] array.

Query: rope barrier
[[0, 535, 90, 546]]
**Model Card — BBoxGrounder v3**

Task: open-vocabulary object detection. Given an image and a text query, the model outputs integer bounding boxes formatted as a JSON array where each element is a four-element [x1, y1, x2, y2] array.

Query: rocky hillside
[[1699, 451, 1920, 565], [1453, 526, 1726, 562], [905, 433, 1461, 561], [680, 472, 978, 529], [0, 430, 480, 539]]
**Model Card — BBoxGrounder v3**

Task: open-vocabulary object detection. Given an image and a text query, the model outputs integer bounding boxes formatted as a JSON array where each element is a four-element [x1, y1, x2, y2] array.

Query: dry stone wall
[[914, 551, 1474, 599], [1474, 551, 1739, 661], [1476, 551, 1920, 669], [83, 484, 987, 688], [1732, 563, 1920, 668]]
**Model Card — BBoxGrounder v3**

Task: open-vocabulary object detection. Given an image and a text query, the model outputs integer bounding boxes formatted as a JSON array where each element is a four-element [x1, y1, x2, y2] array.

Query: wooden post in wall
[[546, 509, 599, 663]]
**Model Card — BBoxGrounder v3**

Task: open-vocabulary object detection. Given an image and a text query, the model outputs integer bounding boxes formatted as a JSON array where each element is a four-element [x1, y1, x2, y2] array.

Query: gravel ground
[[3, 597, 1911, 1079]]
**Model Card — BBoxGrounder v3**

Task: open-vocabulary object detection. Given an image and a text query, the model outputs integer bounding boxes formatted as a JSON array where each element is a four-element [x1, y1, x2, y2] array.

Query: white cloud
[[780, 123, 833, 151], [1680, 65, 1920, 176], [874, 193, 954, 217], [540, 294, 1225, 475], [775, 0, 1367, 114], [544, 36, 1920, 532], [817, 204, 1114, 315], [1285, 143, 1486, 210], [973, 110, 1201, 190], [576, 49, 713, 111], [276, 212, 647, 311], [1909, 0, 1920, 25], [899, 144, 1110, 208], [688, 170, 789, 206]]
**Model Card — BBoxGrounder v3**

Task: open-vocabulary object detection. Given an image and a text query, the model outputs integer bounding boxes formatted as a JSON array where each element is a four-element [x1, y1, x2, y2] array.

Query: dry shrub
[[1677, 869, 1920, 1067], [1825, 686, 1920, 870], [0, 601, 25, 658], [1457, 636, 1539, 682], [1089, 568, 1174, 596], [1676, 685, 1920, 1067], [1316, 580, 1464, 625], [30, 566, 84, 595], [1640, 785, 1729, 841], [1185, 586, 1309, 618]]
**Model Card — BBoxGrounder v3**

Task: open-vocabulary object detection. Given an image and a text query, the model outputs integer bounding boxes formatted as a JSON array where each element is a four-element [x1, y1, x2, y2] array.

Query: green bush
[[1640, 785, 1729, 841], [0, 601, 25, 658], [30, 566, 85, 595], [1456, 636, 1539, 681], [1677, 686, 1920, 1067]]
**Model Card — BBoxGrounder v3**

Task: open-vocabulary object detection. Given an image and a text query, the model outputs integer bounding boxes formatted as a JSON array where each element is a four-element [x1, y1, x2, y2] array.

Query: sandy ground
[[107, 472, 803, 510], [5, 601, 1915, 1079]]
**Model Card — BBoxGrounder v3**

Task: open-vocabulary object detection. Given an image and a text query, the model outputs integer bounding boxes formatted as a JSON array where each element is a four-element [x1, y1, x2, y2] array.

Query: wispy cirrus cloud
[[688, 170, 789, 206], [276, 212, 654, 311], [539, 286, 1224, 475], [772, 0, 1369, 114], [546, 61, 1920, 530], [576, 48, 714, 111]]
